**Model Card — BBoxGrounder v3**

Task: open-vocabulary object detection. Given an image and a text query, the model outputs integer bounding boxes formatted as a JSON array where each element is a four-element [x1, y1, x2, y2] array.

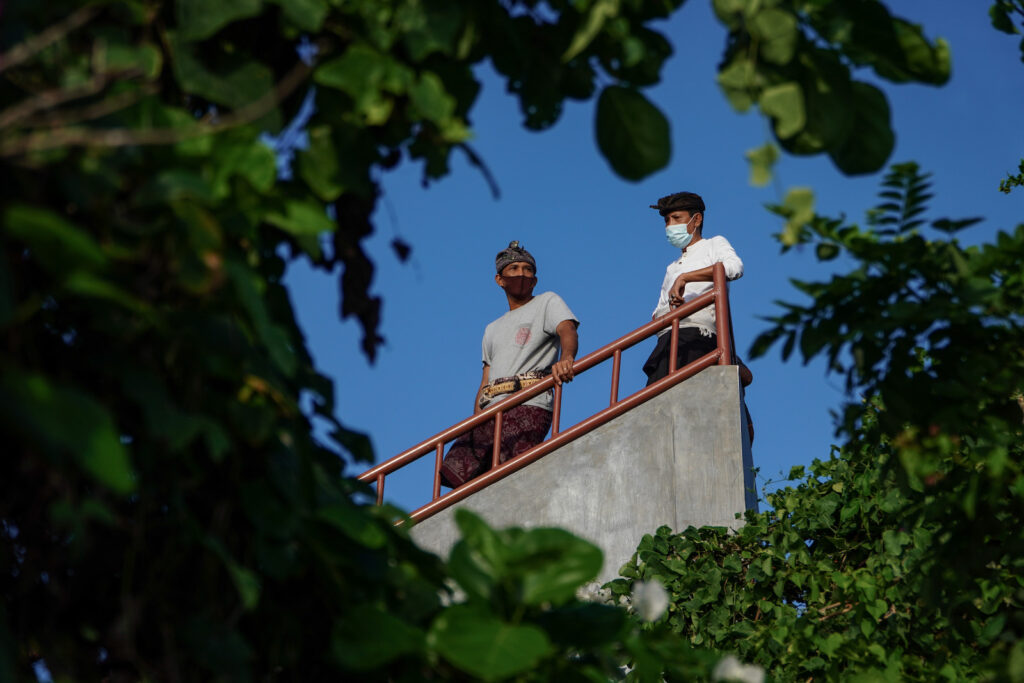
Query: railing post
[[669, 318, 679, 373], [433, 442, 443, 500], [375, 473, 384, 506], [610, 349, 621, 406], [491, 410, 503, 468], [713, 262, 732, 366], [552, 383, 562, 435]]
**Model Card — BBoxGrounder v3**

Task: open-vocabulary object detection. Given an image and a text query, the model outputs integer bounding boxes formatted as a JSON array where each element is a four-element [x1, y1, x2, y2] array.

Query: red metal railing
[[358, 262, 736, 524]]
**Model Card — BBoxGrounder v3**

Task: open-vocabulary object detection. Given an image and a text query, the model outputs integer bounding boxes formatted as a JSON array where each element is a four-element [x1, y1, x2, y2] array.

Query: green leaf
[[3, 204, 107, 274], [511, 528, 603, 605], [332, 423, 375, 464], [332, 605, 424, 670], [408, 71, 456, 124], [135, 170, 216, 205], [267, 0, 328, 32], [759, 82, 805, 139], [176, 0, 263, 42], [228, 564, 261, 610], [716, 54, 757, 111], [777, 49, 854, 155], [449, 510, 505, 602], [315, 44, 413, 123], [225, 260, 299, 377], [990, 4, 1019, 35], [183, 616, 253, 675], [399, 0, 466, 62], [101, 41, 163, 79], [204, 536, 262, 609], [815, 243, 840, 261], [536, 603, 626, 648], [170, 34, 277, 114], [563, 0, 621, 62], [0, 370, 134, 494], [265, 200, 336, 236], [64, 272, 152, 313], [751, 7, 798, 65], [317, 503, 388, 549], [779, 186, 816, 246], [595, 86, 670, 181], [299, 126, 344, 201], [213, 137, 277, 196], [827, 82, 893, 175], [745, 143, 779, 187], [428, 605, 551, 680]]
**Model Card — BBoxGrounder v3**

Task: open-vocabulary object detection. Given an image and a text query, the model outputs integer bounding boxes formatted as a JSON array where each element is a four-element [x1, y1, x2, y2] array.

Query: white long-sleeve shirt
[[652, 235, 743, 336]]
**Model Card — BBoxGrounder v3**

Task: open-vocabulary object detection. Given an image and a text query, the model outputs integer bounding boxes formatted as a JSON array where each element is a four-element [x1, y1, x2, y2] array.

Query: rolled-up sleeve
[[713, 237, 743, 280]]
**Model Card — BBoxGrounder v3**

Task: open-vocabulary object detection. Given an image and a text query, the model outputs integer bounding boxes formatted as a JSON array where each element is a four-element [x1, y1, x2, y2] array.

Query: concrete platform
[[410, 365, 757, 584]]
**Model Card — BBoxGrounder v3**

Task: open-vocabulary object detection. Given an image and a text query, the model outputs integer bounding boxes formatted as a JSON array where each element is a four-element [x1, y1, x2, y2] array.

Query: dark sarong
[[439, 404, 552, 488], [642, 330, 756, 443], [643, 328, 718, 385]]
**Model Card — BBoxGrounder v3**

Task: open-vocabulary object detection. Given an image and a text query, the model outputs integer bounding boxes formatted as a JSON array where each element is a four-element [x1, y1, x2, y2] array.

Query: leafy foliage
[[1001, 158, 1024, 194], [614, 154, 1024, 679], [715, 0, 950, 176], [990, 0, 1024, 62], [613, 403, 1024, 680], [0, 0, 990, 680]]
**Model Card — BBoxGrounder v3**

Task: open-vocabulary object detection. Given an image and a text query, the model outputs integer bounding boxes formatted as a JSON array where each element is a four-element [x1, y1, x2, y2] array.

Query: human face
[[664, 210, 696, 230], [496, 261, 536, 300], [499, 261, 536, 278]]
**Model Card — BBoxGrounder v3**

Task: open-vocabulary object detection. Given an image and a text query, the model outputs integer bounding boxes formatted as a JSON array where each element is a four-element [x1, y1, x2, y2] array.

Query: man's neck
[[506, 293, 535, 311]]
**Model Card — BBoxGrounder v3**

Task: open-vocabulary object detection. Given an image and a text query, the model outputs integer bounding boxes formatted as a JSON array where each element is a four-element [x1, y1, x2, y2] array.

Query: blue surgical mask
[[665, 216, 694, 249]]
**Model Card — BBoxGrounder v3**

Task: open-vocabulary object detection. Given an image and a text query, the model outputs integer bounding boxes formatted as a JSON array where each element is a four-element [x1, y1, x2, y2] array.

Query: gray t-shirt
[[480, 291, 579, 411]]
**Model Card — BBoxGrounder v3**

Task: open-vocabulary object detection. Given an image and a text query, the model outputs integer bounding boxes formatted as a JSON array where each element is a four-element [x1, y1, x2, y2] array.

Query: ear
[[495, 273, 503, 287], [692, 213, 703, 233]]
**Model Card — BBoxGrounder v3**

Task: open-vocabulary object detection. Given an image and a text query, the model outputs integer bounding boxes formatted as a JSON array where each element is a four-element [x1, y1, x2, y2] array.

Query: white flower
[[576, 582, 613, 604], [712, 655, 765, 683], [631, 580, 669, 622]]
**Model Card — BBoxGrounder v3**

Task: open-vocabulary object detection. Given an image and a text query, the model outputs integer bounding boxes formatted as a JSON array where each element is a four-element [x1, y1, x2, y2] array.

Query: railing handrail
[[357, 262, 735, 523]]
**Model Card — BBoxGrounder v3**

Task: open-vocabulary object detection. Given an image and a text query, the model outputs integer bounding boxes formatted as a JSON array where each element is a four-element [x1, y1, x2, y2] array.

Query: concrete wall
[[410, 365, 757, 585]]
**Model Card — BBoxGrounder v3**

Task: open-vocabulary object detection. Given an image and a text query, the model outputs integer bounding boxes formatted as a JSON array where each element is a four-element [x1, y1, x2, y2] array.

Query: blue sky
[[285, 0, 1024, 514]]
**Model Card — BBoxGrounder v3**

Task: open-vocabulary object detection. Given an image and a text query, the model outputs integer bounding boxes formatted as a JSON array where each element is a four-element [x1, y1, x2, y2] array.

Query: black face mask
[[501, 275, 536, 298]]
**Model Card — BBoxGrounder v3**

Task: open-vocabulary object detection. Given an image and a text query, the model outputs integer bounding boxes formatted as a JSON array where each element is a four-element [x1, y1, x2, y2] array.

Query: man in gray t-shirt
[[440, 241, 579, 488]]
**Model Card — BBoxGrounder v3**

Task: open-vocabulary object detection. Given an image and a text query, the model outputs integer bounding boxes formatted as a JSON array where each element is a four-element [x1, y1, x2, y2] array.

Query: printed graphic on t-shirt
[[514, 326, 532, 346]]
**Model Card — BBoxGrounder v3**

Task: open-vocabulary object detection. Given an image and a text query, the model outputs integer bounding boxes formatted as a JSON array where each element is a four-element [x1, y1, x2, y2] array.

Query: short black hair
[[650, 191, 705, 217]]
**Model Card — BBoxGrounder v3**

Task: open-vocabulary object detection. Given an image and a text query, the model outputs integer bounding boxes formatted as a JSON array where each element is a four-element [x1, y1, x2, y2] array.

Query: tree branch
[[35, 83, 159, 129], [0, 70, 143, 130], [0, 5, 101, 74], [0, 60, 312, 157]]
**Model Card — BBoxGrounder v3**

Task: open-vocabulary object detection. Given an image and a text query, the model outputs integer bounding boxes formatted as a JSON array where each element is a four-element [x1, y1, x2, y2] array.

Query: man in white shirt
[[643, 191, 744, 385]]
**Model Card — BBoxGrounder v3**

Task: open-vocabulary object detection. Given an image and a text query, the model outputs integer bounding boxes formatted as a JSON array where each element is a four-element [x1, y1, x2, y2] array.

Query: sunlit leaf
[[759, 82, 805, 139]]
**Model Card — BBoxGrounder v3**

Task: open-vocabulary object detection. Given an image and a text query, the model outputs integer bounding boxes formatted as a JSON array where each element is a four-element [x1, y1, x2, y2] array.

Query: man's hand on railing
[[669, 274, 687, 306], [551, 356, 575, 385]]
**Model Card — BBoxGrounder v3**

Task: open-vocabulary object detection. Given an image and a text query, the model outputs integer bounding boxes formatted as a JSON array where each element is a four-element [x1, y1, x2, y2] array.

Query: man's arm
[[550, 320, 578, 385], [669, 264, 715, 306], [669, 239, 743, 304], [473, 364, 490, 414]]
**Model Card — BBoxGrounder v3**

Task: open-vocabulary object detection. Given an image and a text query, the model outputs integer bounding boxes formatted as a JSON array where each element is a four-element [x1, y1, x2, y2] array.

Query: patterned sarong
[[439, 405, 552, 488]]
